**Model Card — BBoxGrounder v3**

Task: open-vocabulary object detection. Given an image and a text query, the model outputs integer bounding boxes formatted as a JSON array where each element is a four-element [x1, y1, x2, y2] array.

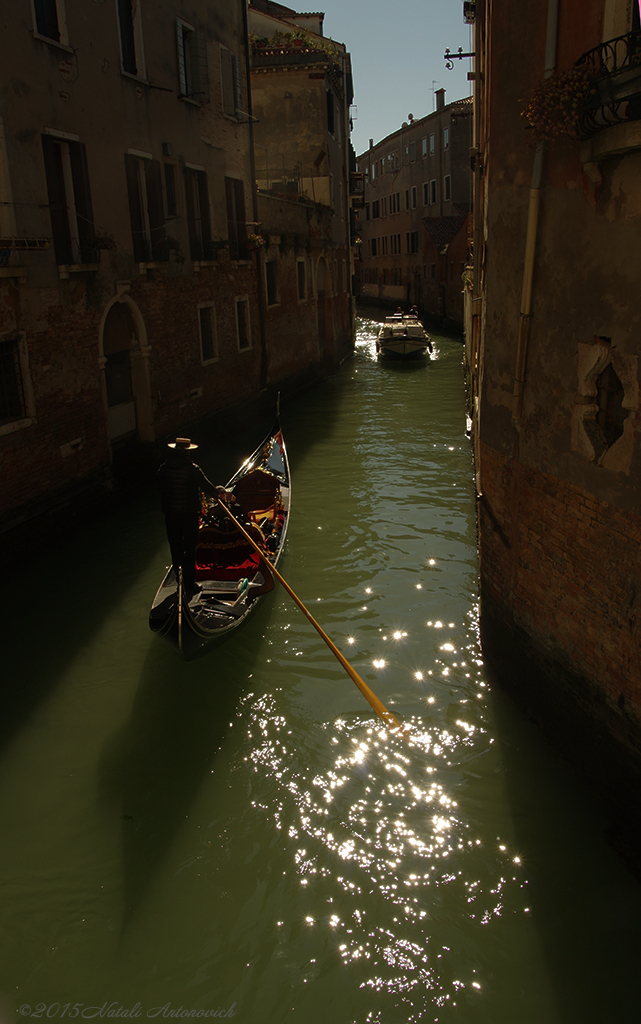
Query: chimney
[[369, 138, 374, 149], [435, 88, 445, 111]]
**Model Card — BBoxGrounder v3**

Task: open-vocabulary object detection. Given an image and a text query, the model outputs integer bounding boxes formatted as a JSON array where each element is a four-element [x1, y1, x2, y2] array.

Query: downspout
[[512, 0, 559, 430], [241, 0, 268, 390]]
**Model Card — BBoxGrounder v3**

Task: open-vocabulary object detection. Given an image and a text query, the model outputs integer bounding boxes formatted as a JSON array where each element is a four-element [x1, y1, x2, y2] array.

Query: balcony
[[576, 30, 641, 144]]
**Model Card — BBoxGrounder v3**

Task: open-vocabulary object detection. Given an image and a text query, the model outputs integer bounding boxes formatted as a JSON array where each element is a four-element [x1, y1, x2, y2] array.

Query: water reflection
[[0, 313, 640, 1024]]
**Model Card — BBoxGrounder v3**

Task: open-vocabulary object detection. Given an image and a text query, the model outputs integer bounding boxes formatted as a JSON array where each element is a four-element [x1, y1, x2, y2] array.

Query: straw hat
[[168, 437, 198, 450]]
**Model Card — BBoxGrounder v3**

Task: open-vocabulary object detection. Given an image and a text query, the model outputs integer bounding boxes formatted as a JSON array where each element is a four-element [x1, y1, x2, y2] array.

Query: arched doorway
[[99, 296, 153, 445]]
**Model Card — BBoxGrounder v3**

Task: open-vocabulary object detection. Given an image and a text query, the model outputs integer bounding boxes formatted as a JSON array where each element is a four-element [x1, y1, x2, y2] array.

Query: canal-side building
[[0, 0, 355, 561], [466, 0, 641, 850], [0, 0, 259, 551], [355, 91, 472, 323], [248, 0, 355, 372]]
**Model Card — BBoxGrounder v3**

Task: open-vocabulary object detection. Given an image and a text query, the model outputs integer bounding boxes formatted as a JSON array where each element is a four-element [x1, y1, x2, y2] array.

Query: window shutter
[[197, 172, 212, 259], [69, 142, 95, 262], [184, 168, 199, 260], [221, 48, 235, 117], [197, 29, 209, 101], [232, 54, 242, 116], [145, 159, 166, 258], [176, 21, 187, 96], [42, 135, 71, 264], [124, 154, 146, 262]]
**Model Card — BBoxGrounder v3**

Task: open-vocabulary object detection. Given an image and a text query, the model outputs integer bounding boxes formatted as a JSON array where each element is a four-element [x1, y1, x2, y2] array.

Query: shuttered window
[[42, 134, 95, 265], [224, 177, 248, 260], [184, 167, 213, 261], [117, 0, 137, 74], [124, 154, 166, 262], [176, 19, 209, 101], [221, 46, 241, 118], [34, 0, 60, 41]]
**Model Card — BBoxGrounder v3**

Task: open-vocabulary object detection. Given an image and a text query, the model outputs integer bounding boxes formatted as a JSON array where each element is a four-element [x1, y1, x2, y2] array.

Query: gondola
[[149, 416, 290, 660], [376, 313, 432, 359]]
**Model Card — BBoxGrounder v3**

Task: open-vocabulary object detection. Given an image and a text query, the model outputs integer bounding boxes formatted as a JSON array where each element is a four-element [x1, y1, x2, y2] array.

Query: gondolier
[[157, 437, 217, 597]]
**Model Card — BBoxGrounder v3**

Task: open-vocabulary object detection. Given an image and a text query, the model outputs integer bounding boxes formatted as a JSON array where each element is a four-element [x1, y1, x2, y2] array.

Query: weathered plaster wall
[[476, 0, 641, 834]]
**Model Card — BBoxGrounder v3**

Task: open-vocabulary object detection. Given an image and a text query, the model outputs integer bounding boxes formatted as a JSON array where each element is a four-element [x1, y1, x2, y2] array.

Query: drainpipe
[[512, 0, 559, 430]]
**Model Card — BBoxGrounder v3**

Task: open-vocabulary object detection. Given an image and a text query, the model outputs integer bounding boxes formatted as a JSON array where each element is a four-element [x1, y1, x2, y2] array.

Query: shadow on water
[[487, 682, 641, 1024], [98, 598, 279, 931], [0, 488, 163, 756]]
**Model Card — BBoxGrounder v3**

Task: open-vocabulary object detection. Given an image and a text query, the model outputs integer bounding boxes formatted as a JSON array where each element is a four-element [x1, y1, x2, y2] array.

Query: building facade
[[466, 0, 641, 849], [356, 91, 472, 322], [249, 0, 355, 372], [0, 0, 355, 559]]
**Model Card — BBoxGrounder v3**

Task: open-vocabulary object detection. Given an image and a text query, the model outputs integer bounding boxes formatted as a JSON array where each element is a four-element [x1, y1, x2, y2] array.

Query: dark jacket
[[157, 451, 216, 514]]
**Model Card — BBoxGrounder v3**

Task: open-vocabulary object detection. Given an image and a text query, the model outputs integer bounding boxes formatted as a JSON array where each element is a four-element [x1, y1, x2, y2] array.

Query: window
[[42, 133, 95, 265], [235, 297, 251, 351], [431, 263, 436, 279], [176, 19, 208, 101], [408, 231, 419, 253], [382, 236, 388, 255], [404, 145, 409, 162], [444, 174, 451, 201], [0, 337, 27, 424], [33, 0, 67, 44], [265, 260, 279, 305], [594, 362, 628, 450], [326, 90, 335, 135], [381, 196, 387, 217], [297, 259, 306, 300], [443, 126, 450, 149], [372, 199, 380, 219], [371, 163, 375, 181], [405, 189, 410, 210], [410, 142, 415, 161], [391, 233, 401, 254], [221, 46, 242, 118], [422, 182, 429, 205], [371, 237, 378, 257], [430, 179, 437, 204], [117, 0, 144, 77], [421, 137, 427, 157], [164, 163, 177, 217], [429, 133, 435, 155], [411, 186, 417, 209], [198, 304, 217, 363], [184, 166, 213, 260], [390, 191, 400, 214], [225, 177, 247, 260], [124, 152, 165, 262]]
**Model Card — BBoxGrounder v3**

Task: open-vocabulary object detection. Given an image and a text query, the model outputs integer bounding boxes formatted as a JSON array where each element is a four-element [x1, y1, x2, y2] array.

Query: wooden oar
[[214, 498, 402, 731]]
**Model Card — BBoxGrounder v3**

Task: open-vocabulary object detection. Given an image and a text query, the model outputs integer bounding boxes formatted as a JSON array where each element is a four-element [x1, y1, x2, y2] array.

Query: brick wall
[[478, 439, 641, 740]]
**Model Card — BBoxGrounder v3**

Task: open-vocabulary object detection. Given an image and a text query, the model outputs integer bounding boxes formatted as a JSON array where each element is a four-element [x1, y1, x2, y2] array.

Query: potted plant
[[522, 65, 597, 143]]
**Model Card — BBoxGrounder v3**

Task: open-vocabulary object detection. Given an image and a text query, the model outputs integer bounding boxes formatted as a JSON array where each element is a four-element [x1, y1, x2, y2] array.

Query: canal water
[[1, 314, 640, 1024]]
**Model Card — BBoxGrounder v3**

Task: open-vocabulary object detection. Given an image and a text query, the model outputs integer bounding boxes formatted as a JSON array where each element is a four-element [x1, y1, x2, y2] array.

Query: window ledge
[[58, 264, 100, 279], [138, 261, 169, 274], [32, 31, 73, 52], [193, 260, 218, 272], [121, 70, 149, 86], [0, 417, 35, 437]]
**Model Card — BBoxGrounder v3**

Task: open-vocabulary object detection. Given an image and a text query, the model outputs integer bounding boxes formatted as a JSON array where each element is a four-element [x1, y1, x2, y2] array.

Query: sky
[[315, 0, 474, 157]]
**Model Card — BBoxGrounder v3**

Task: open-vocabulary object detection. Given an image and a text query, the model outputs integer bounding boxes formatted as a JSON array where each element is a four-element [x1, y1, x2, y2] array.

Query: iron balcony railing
[[575, 29, 641, 139]]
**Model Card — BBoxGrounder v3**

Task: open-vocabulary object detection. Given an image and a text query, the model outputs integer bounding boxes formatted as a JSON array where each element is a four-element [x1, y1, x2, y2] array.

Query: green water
[[1, 315, 640, 1023]]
